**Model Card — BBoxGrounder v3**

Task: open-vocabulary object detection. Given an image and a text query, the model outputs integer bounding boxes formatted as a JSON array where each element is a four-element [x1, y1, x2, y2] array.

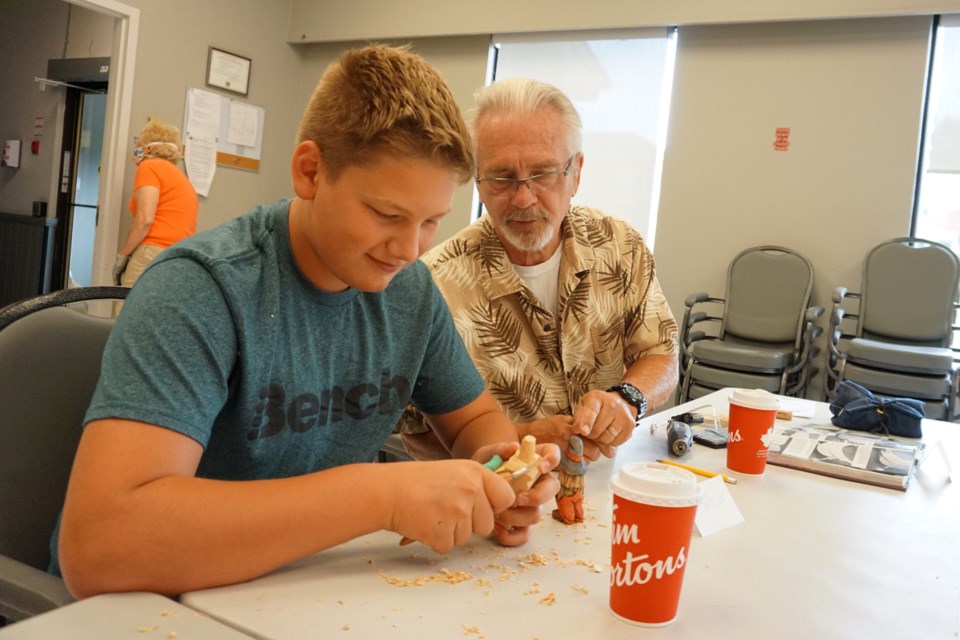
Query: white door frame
[[66, 0, 139, 286]]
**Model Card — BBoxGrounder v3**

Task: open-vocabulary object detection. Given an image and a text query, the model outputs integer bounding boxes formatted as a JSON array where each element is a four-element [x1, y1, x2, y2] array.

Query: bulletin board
[[182, 87, 264, 172]]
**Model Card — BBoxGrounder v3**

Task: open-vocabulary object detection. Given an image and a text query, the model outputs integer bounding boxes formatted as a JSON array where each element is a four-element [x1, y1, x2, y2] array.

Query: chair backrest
[[858, 237, 960, 345], [721, 246, 814, 344], [0, 287, 127, 571]]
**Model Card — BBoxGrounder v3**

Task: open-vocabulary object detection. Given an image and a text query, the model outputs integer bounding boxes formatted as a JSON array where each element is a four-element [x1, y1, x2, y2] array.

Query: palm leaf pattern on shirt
[[470, 301, 521, 358], [564, 364, 594, 401], [430, 237, 469, 266], [534, 331, 561, 373], [562, 280, 591, 322], [597, 258, 633, 298], [491, 371, 545, 421], [469, 231, 508, 277]]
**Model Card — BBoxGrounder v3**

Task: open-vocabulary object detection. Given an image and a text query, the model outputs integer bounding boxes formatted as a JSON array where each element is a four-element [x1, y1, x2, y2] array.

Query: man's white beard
[[500, 211, 553, 253]]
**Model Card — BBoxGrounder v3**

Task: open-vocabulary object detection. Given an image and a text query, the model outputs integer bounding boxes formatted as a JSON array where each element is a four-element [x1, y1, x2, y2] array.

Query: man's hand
[[518, 416, 613, 461], [518, 415, 577, 447], [112, 254, 130, 286], [572, 389, 636, 449]]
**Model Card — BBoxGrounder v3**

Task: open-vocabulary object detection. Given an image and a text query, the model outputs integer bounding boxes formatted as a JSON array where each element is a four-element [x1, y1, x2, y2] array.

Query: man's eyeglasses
[[475, 155, 575, 198]]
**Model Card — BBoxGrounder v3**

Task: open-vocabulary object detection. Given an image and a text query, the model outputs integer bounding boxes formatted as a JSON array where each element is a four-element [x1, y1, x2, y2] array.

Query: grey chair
[[677, 246, 824, 403], [377, 432, 413, 463], [826, 237, 959, 421], [0, 286, 128, 624]]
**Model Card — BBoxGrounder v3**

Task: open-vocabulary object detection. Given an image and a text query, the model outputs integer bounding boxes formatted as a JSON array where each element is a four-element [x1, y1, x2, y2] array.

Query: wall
[[288, 0, 960, 42], [0, 0, 72, 216], [288, 17, 935, 401], [115, 0, 304, 233], [65, 3, 114, 57], [0, 0, 305, 283], [654, 17, 932, 396], [0, 0, 115, 219], [0, 5, 947, 404]]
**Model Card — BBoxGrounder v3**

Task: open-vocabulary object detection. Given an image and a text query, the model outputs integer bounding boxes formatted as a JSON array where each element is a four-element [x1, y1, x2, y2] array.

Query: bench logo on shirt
[[247, 368, 411, 440]]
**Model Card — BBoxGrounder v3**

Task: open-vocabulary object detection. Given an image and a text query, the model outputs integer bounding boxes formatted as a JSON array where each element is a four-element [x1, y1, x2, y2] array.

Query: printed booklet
[[766, 422, 926, 491]]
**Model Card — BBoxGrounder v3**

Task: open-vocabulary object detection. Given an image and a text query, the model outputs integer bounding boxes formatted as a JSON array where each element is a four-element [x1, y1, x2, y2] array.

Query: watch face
[[610, 383, 646, 415], [620, 384, 642, 405]]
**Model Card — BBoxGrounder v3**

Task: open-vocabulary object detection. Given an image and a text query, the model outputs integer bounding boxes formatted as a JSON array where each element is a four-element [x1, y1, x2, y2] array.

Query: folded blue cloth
[[829, 380, 924, 438]]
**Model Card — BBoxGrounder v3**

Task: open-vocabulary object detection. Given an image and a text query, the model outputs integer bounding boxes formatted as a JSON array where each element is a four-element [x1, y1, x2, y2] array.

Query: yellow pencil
[[656, 459, 738, 485]]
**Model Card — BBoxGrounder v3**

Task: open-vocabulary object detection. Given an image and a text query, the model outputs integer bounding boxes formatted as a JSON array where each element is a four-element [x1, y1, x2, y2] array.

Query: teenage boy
[[56, 45, 559, 599]]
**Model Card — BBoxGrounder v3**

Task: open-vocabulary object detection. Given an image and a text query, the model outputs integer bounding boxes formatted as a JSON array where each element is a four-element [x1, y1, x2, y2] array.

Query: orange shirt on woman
[[129, 158, 199, 248]]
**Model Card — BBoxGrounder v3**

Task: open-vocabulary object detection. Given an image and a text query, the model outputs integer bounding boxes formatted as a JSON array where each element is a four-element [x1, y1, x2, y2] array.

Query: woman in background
[[112, 117, 198, 287]]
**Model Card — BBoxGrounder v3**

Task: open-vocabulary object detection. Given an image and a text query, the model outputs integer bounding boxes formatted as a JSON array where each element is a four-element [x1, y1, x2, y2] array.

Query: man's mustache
[[505, 209, 547, 223]]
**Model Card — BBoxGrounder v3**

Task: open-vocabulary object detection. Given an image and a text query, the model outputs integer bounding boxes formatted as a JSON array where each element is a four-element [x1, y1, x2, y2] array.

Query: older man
[[399, 78, 678, 462]]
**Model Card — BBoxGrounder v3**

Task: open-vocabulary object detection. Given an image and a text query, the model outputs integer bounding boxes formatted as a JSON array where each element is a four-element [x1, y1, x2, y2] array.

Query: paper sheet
[[184, 136, 217, 197], [183, 89, 221, 196], [776, 397, 816, 418], [694, 476, 744, 537], [227, 102, 259, 147]]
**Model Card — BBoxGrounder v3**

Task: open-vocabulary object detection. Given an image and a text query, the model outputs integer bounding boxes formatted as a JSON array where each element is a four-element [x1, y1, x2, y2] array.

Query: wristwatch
[[607, 382, 648, 426]]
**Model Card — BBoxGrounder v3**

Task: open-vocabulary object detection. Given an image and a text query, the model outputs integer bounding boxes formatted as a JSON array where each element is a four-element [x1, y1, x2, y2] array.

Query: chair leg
[[676, 358, 695, 404]]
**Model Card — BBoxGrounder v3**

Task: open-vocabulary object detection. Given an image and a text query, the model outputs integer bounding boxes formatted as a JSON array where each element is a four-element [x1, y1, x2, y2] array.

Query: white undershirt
[[513, 245, 563, 325]]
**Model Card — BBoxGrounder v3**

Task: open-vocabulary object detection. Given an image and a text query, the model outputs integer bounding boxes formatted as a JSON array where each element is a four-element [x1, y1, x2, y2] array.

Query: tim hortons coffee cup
[[726, 388, 780, 475], [609, 461, 700, 627]]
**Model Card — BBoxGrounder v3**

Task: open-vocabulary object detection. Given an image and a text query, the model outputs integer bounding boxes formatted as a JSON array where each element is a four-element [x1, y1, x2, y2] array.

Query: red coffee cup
[[726, 388, 779, 475], [609, 462, 700, 627]]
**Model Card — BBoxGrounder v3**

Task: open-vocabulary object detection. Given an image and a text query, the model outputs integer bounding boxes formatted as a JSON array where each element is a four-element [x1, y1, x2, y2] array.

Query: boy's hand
[[490, 442, 561, 547], [388, 460, 515, 554]]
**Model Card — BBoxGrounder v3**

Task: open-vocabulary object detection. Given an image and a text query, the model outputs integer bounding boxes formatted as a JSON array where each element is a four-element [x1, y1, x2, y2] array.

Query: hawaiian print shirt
[[399, 205, 678, 433]]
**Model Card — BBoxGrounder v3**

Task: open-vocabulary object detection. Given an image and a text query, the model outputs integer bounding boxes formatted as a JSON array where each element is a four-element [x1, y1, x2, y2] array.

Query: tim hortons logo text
[[610, 503, 687, 587]]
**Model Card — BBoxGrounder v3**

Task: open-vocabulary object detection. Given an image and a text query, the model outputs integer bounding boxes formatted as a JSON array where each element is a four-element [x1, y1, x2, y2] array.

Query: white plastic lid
[[610, 461, 700, 507], [729, 388, 780, 411]]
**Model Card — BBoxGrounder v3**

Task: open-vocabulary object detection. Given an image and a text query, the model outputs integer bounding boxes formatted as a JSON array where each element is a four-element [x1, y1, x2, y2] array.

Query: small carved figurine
[[496, 434, 542, 493], [552, 435, 587, 525]]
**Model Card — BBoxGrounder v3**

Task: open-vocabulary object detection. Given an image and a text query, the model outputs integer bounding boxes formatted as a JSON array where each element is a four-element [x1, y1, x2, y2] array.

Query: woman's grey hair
[[470, 78, 582, 156]]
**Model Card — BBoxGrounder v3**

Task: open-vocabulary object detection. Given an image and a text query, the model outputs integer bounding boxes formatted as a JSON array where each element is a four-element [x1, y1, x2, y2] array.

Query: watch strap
[[606, 382, 647, 425]]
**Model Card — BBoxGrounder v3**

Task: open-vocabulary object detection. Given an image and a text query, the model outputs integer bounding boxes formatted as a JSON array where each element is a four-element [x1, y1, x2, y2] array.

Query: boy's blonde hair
[[138, 117, 182, 162], [297, 44, 473, 182]]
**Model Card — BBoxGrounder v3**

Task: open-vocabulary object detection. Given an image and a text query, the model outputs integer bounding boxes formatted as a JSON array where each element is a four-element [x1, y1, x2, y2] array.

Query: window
[[482, 29, 676, 249], [914, 15, 960, 256]]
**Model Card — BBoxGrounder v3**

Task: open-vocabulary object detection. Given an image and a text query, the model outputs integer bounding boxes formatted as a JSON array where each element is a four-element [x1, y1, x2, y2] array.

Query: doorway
[[53, 85, 108, 288], [64, 0, 139, 289]]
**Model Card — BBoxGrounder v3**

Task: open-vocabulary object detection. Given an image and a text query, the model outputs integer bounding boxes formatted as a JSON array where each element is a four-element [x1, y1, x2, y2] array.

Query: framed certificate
[[205, 47, 251, 96]]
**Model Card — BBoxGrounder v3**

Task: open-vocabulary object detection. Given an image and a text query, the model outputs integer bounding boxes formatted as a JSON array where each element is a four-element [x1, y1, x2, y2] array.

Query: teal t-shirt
[[50, 199, 485, 575], [87, 198, 485, 475]]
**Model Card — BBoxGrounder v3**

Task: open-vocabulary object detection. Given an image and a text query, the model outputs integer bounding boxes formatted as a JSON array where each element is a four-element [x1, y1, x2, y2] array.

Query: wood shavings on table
[[378, 567, 473, 587], [378, 543, 606, 594], [575, 558, 604, 573]]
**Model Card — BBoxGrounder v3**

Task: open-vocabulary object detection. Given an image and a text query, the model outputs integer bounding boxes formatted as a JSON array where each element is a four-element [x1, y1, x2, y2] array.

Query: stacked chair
[[677, 245, 824, 403], [826, 237, 959, 421], [0, 286, 128, 623]]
